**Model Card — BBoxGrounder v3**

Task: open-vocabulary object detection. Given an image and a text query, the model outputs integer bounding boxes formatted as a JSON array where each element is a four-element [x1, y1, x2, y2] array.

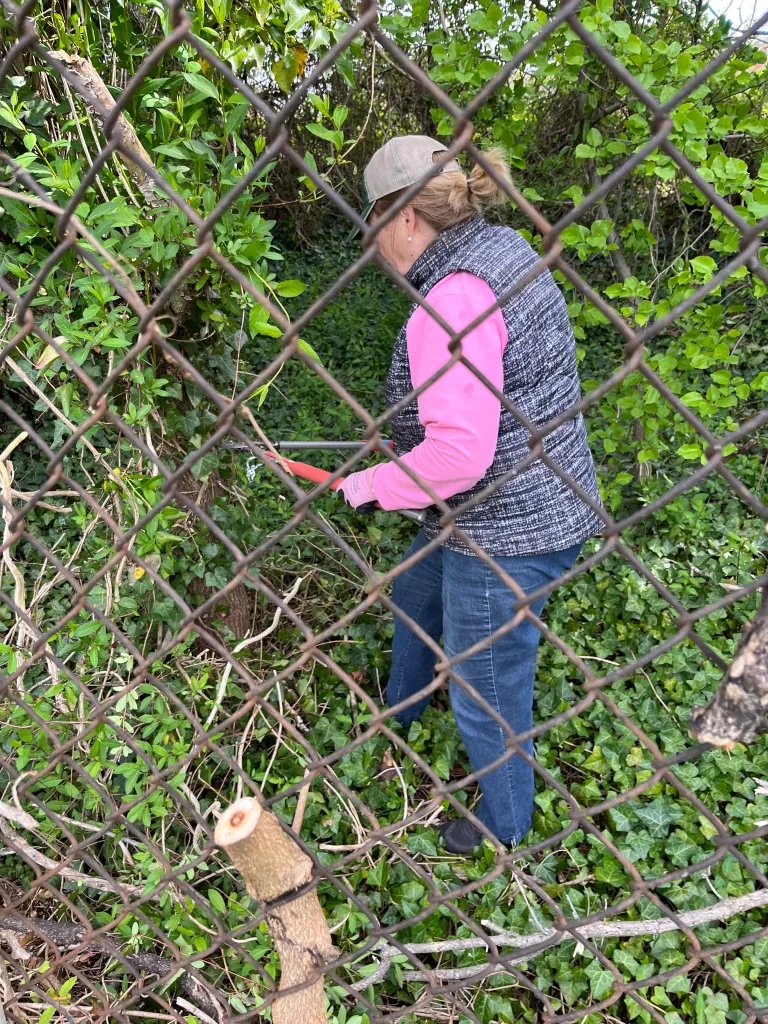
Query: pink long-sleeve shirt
[[340, 272, 507, 510]]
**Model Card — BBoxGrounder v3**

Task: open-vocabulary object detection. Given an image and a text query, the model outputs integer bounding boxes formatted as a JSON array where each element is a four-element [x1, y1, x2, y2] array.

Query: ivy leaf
[[585, 958, 615, 1000], [272, 52, 300, 93], [633, 798, 682, 838], [406, 830, 439, 857], [366, 857, 388, 887], [595, 855, 627, 886], [283, 0, 311, 33], [182, 72, 219, 102], [612, 948, 640, 978], [308, 24, 330, 52], [609, 805, 633, 832], [666, 831, 699, 867]]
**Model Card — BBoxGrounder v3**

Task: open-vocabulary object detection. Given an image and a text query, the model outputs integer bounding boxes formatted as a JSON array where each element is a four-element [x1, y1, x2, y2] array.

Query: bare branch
[[45, 50, 160, 207], [353, 887, 768, 986]]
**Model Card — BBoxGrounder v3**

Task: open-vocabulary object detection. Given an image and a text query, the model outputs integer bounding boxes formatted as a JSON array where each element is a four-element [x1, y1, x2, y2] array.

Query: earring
[[407, 235, 412, 242]]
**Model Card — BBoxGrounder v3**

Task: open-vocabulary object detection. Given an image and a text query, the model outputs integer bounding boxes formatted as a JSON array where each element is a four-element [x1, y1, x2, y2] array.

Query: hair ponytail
[[467, 148, 512, 207], [373, 146, 512, 232]]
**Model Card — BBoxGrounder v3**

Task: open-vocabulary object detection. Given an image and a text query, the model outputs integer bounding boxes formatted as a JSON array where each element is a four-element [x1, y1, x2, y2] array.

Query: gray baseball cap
[[349, 135, 461, 239]]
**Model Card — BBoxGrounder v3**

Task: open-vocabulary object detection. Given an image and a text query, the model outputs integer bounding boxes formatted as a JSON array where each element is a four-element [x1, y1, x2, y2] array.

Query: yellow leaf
[[293, 45, 309, 77], [35, 336, 67, 370], [133, 566, 145, 580]]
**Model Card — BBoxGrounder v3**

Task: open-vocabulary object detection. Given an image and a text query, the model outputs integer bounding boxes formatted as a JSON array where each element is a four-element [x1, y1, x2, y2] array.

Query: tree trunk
[[689, 586, 768, 748], [177, 469, 254, 641]]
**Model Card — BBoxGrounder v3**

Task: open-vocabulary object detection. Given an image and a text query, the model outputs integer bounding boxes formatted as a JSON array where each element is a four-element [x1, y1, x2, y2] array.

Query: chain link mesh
[[1, 0, 768, 1021]]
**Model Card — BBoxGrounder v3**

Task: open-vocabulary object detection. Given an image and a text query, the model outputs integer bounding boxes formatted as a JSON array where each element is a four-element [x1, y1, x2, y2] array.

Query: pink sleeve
[[370, 272, 507, 511]]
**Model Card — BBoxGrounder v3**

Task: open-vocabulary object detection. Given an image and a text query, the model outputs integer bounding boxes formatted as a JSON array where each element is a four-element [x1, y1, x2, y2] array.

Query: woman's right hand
[[337, 468, 379, 513]]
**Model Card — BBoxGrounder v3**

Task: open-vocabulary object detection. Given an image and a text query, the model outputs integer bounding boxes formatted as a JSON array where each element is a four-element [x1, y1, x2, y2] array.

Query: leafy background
[[0, 0, 767, 1021]]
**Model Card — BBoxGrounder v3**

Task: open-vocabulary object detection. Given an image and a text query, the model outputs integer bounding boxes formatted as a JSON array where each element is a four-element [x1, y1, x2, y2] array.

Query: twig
[[341, 42, 377, 160], [239, 405, 293, 475], [261, 682, 285, 794], [0, 802, 36, 831], [317, 843, 363, 851], [175, 997, 220, 1024], [0, 434, 28, 465], [59, 75, 112, 205], [292, 768, 312, 836], [0, 928, 31, 961], [0, 437, 30, 693]]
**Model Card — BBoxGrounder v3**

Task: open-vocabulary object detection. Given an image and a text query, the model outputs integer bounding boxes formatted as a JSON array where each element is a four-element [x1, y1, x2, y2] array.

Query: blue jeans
[[387, 531, 581, 846]]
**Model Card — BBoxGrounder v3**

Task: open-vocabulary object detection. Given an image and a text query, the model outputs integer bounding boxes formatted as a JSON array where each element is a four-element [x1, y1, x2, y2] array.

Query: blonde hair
[[374, 148, 511, 231]]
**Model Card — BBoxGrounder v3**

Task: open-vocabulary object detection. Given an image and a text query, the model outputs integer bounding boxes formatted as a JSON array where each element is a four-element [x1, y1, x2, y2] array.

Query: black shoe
[[438, 817, 484, 855]]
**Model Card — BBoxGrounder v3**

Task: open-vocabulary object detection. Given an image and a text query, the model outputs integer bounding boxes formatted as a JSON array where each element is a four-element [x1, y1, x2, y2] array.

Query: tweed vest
[[385, 215, 603, 556]]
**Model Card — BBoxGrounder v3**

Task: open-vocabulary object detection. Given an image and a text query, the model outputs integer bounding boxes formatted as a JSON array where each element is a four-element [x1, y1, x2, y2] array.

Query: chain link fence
[[1, 0, 768, 1021]]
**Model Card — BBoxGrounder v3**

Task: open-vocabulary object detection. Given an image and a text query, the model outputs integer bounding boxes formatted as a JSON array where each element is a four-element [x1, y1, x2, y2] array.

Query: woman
[[339, 136, 603, 854]]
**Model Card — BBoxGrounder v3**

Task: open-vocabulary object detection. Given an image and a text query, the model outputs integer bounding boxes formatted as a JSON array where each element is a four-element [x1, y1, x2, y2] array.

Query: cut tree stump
[[215, 797, 332, 1024]]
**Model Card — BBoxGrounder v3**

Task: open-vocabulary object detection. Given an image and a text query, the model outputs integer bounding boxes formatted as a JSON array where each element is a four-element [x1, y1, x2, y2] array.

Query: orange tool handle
[[263, 450, 342, 489]]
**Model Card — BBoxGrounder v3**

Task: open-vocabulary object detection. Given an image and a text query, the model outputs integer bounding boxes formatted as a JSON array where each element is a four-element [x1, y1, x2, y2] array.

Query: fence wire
[[1, 0, 768, 1022]]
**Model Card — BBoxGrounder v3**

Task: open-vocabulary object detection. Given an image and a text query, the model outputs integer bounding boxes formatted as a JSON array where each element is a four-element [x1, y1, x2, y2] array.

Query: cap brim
[[347, 200, 375, 241]]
